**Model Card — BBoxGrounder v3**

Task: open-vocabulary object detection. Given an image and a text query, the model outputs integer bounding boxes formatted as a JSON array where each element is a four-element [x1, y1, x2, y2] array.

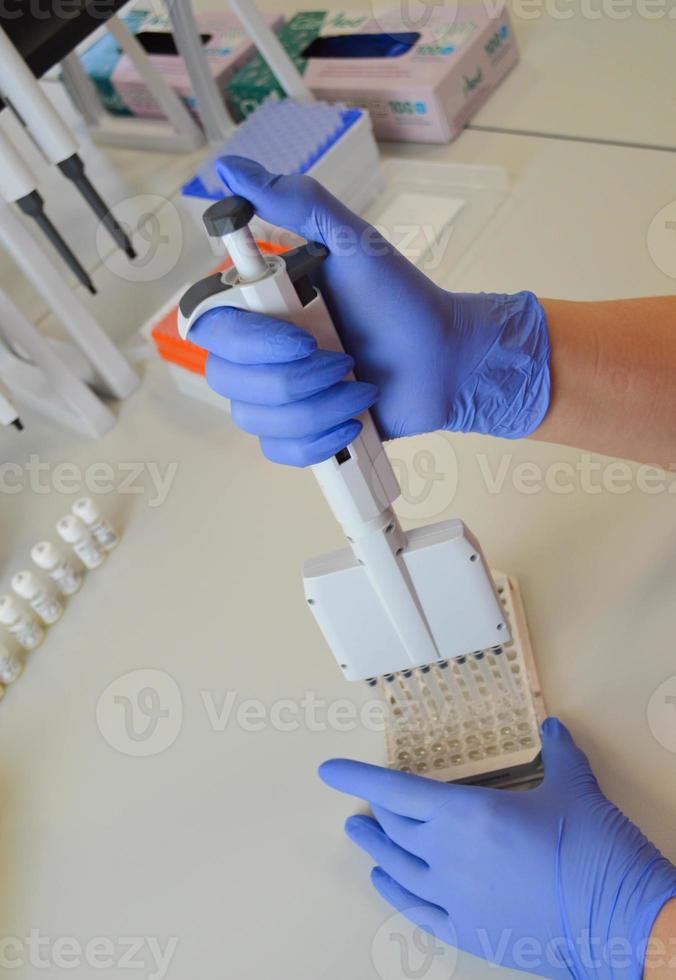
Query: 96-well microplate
[[380, 574, 546, 788]]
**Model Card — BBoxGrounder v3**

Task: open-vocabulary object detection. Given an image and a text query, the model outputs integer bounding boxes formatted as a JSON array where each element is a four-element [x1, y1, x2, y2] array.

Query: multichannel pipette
[[178, 196, 509, 682], [0, 26, 135, 259], [179, 195, 548, 786]]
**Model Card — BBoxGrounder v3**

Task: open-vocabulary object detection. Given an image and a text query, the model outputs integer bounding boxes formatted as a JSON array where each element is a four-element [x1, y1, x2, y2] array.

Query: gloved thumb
[[216, 155, 365, 247], [539, 717, 597, 789]]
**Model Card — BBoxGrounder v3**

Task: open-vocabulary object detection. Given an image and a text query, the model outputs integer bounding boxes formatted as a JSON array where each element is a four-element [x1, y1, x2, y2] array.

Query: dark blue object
[[302, 32, 420, 60]]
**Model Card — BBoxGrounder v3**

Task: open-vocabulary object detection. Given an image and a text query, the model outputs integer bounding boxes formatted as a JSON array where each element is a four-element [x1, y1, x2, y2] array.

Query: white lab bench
[[0, 125, 674, 979], [0, 8, 675, 978], [469, 4, 676, 149]]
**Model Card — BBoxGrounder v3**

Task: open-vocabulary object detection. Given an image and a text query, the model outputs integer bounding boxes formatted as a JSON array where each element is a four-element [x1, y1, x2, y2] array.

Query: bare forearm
[[644, 899, 676, 980], [532, 297, 676, 468]]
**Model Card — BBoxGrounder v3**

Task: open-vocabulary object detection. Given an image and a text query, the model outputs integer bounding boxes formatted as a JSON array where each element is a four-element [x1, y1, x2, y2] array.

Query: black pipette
[[58, 154, 136, 259], [16, 190, 96, 294], [0, 24, 136, 262]]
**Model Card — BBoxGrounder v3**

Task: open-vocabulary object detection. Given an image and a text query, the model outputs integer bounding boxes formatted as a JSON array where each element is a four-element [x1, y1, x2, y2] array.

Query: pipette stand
[[62, 0, 308, 153], [61, 4, 234, 153], [0, 196, 138, 434], [0, 287, 115, 437]]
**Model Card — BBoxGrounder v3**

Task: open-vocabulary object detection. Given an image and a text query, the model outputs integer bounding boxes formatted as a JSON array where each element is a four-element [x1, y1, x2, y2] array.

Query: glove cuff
[[446, 290, 551, 440]]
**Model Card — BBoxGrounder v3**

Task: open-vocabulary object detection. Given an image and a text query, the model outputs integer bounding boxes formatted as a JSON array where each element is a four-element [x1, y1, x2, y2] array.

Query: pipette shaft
[[0, 127, 95, 292], [17, 191, 96, 293], [58, 155, 136, 259], [0, 25, 135, 258]]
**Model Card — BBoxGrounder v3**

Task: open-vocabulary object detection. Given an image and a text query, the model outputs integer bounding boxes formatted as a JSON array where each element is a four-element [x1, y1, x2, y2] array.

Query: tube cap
[[0, 594, 21, 625], [56, 515, 86, 543], [72, 496, 99, 525], [31, 540, 61, 570], [11, 570, 39, 601], [203, 196, 254, 238]]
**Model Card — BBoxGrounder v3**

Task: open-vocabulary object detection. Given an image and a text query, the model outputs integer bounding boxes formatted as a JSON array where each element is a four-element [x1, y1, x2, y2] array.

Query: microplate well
[[380, 573, 545, 788]]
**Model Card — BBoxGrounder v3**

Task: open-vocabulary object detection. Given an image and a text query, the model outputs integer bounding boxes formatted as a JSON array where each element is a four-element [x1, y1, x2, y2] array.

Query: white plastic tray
[[364, 157, 508, 286], [383, 573, 546, 788]]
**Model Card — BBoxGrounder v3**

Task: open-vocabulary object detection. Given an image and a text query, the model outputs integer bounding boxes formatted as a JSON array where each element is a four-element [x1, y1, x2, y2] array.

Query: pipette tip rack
[[183, 97, 362, 200]]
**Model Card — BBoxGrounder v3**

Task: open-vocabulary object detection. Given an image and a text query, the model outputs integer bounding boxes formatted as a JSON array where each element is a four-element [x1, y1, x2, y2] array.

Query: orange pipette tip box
[[151, 241, 287, 375]]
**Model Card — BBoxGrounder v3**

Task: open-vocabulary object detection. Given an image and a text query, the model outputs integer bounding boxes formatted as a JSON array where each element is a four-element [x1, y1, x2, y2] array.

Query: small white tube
[[31, 540, 82, 595], [12, 570, 63, 624], [72, 497, 119, 551], [474, 652, 501, 700], [418, 664, 449, 711], [436, 661, 469, 717], [0, 594, 44, 650], [56, 515, 105, 570], [0, 642, 23, 684], [492, 648, 523, 706], [455, 656, 483, 704]]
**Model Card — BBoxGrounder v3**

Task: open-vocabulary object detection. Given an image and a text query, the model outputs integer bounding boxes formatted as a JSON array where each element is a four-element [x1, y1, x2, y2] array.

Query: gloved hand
[[188, 156, 551, 466], [319, 718, 676, 980]]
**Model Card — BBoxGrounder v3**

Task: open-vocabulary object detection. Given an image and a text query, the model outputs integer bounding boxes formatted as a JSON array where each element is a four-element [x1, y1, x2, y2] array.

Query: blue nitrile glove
[[319, 718, 676, 980], [189, 156, 550, 466]]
